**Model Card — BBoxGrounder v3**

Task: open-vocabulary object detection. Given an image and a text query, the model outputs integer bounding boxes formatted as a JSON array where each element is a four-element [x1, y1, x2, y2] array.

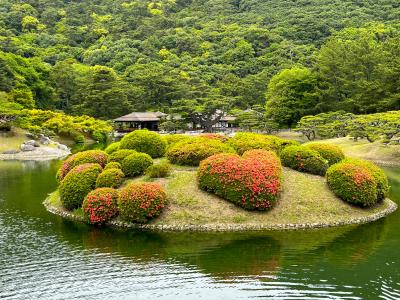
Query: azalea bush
[[59, 163, 103, 210], [96, 168, 125, 188], [82, 188, 119, 225], [146, 161, 172, 178], [198, 150, 282, 210], [104, 142, 120, 154], [108, 149, 137, 164], [167, 137, 235, 166], [326, 160, 380, 207], [118, 182, 167, 223], [121, 152, 153, 177], [200, 133, 228, 142], [280, 145, 328, 175], [306, 143, 345, 166], [57, 150, 108, 181], [119, 129, 167, 158], [104, 162, 122, 170], [163, 134, 191, 149]]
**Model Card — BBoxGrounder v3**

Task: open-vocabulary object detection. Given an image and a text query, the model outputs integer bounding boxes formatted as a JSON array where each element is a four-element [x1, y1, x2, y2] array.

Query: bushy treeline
[[0, 1, 400, 123], [296, 110, 400, 143]]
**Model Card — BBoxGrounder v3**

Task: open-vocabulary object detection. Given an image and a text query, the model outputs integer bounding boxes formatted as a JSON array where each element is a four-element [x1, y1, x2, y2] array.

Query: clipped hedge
[[227, 132, 298, 155], [118, 182, 166, 223], [164, 134, 192, 149], [96, 168, 125, 188], [198, 150, 282, 210], [340, 158, 389, 202], [108, 149, 137, 164], [119, 129, 167, 158], [280, 145, 328, 175], [199, 133, 228, 142], [104, 162, 122, 170], [121, 152, 153, 177], [146, 161, 172, 178], [57, 150, 108, 181], [307, 143, 345, 166], [167, 137, 235, 166], [104, 142, 120, 154], [82, 188, 119, 225], [59, 163, 102, 210], [326, 160, 379, 207]]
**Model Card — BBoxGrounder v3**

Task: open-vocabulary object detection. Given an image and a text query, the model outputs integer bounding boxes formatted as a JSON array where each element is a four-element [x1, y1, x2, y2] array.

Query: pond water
[[0, 160, 399, 299]]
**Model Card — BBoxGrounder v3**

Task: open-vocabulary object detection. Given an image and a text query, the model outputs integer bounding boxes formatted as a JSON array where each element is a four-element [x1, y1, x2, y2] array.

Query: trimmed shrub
[[326, 161, 378, 207], [96, 168, 125, 188], [198, 150, 282, 210], [121, 152, 153, 177], [82, 188, 119, 225], [200, 133, 228, 142], [59, 163, 102, 210], [341, 158, 389, 201], [104, 162, 122, 170], [167, 137, 235, 166], [104, 142, 120, 154], [146, 161, 172, 178], [118, 182, 166, 222], [307, 143, 345, 166], [57, 150, 108, 181], [280, 145, 328, 175], [108, 149, 137, 164], [227, 132, 297, 155], [119, 129, 167, 158], [164, 134, 192, 149]]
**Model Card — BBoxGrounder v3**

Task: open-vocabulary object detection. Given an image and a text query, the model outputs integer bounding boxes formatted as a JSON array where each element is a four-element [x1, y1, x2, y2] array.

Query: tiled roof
[[114, 112, 165, 122]]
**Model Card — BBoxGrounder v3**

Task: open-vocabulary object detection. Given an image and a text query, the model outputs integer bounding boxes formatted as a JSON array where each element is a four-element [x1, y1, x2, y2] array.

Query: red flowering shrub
[[306, 143, 345, 166], [82, 188, 119, 225], [280, 145, 328, 175], [57, 150, 108, 181], [200, 133, 228, 142], [59, 163, 103, 210], [197, 150, 282, 210], [326, 160, 378, 207], [118, 182, 167, 223], [167, 137, 235, 166]]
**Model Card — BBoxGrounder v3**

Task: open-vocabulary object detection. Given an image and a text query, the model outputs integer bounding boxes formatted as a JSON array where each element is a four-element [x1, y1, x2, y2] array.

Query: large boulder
[[20, 144, 35, 152]]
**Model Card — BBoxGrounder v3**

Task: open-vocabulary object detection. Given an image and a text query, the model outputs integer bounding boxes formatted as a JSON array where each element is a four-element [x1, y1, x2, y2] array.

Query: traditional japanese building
[[114, 112, 166, 132]]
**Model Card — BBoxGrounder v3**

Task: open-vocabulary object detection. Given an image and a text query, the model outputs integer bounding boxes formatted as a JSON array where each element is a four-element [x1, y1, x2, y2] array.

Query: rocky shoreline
[[43, 196, 397, 232]]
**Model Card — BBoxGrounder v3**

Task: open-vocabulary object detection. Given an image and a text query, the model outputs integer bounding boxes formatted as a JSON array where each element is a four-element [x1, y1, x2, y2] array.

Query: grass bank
[[44, 165, 396, 231]]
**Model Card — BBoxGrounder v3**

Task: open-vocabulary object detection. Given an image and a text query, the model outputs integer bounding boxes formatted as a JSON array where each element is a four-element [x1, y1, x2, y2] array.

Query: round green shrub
[[340, 158, 389, 201], [108, 149, 137, 164], [164, 134, 192, 149], [280, 145, 328, 175], [146, 161, 172, 178], [326, 161, 378, 207], [121, 152, 153, 177], [104, 142, 120, 154], [167, 137, 235, 166], [82, 188, 119, 225], [104, 162, 122, 170], [57, 150, 108, 181], [59, 163, 103, 210], [198, 150, 282, 210], [307, 143, 345, 166], [119, 130, 167, 158], [118, 182, 166, 223], [96, 168, 125, 188]]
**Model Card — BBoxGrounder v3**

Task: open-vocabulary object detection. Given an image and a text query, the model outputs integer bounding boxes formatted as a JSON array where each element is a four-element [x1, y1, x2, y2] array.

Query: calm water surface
[[0, 160, 399, 299]]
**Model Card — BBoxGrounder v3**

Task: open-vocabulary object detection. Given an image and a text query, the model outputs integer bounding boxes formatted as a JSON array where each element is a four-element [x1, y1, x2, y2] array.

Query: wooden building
[[114, 112, 166, 132]]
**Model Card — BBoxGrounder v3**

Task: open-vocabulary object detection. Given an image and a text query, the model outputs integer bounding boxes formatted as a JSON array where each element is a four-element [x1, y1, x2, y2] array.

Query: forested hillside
[[1, 0, 400, 125]]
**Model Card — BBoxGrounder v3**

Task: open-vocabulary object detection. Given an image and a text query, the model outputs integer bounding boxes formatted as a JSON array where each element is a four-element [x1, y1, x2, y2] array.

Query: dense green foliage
[[108, 149, 138, 164], [82, 188, 119, 225], [104, 162, 122, 170], [0, 1, 399, 125], [296, 111, 400, 143], [119, 130, 167, 158], [96, 168, 125, 188], [167, 137, 235, 166], [104, 142, 121, 154], [326, 160, 379, 207], [198, 150, 282, 210], [59, 163, 102, 210], [145, 161, 172, 178], [306, 144, 345, 166], [57, 150, 108, 181], [118, 182, 166, 223], [280, 145, 328, 175], [121, 152, 153, 177]]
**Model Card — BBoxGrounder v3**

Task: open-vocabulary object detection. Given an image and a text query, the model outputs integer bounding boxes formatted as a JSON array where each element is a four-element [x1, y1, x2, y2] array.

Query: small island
[[44, 130, 397, 231]]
